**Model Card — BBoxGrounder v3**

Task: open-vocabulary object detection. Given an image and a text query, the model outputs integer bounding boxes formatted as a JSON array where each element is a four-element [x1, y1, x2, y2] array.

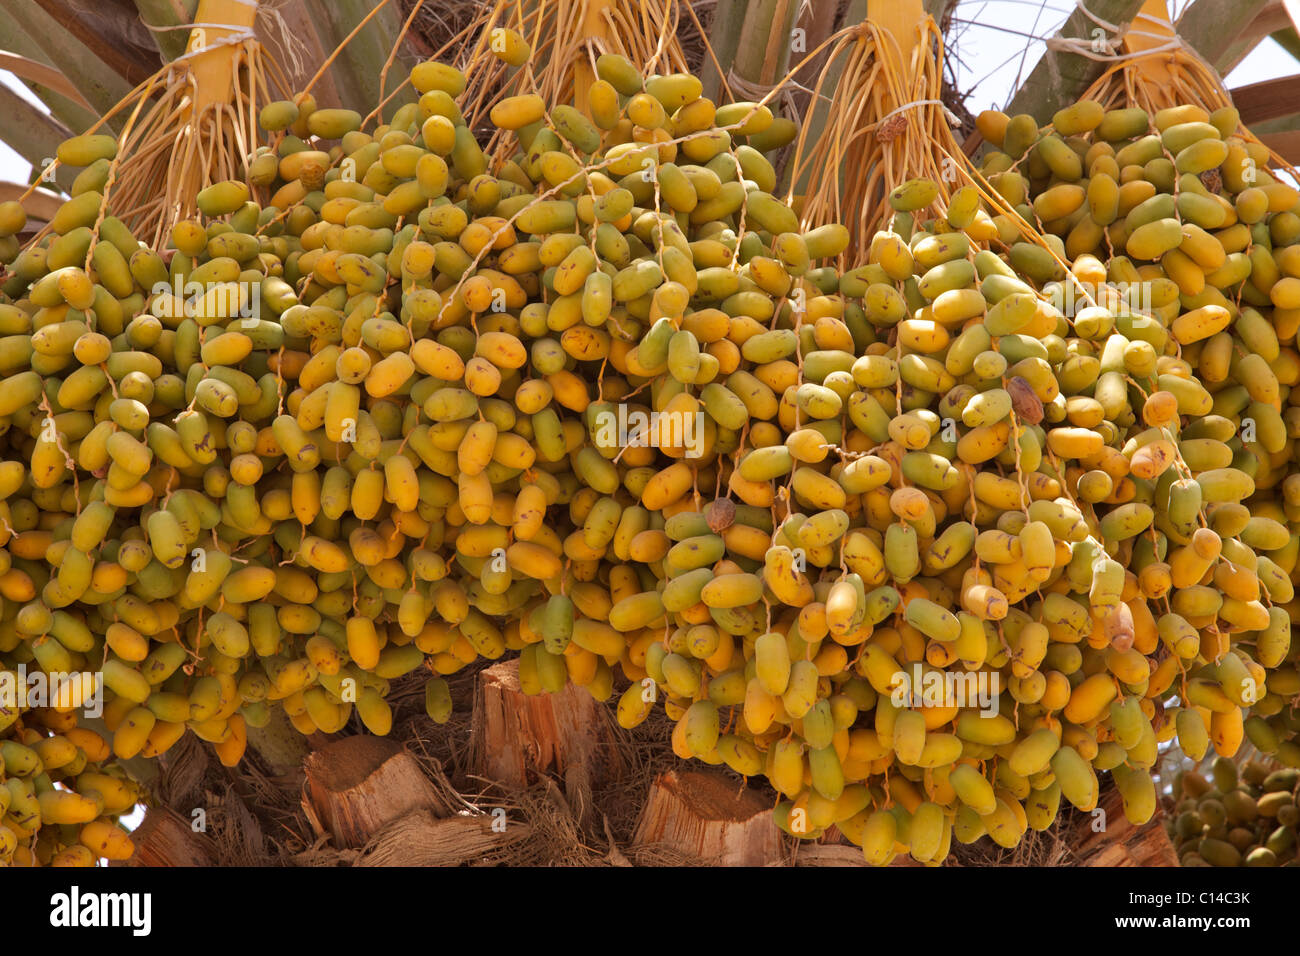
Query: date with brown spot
[[1006, 376, 1043, 425]]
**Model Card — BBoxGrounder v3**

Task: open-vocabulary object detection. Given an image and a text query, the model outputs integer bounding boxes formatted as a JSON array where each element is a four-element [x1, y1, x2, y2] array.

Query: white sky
[[948, 0, 1291, 113], [0, 1, 1293, 187], [0, 69, 43, 184]]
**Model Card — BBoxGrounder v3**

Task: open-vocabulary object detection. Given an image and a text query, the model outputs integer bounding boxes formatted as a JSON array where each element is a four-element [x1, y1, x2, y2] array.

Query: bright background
[[948, 2, 1289, 113]]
